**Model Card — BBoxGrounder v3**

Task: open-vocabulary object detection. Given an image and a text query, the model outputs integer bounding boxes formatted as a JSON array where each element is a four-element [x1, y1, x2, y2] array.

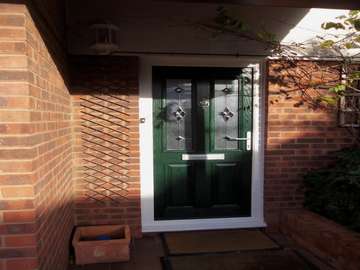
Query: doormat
[[163, 250, 315, 270], [163, 230, 279, 255]]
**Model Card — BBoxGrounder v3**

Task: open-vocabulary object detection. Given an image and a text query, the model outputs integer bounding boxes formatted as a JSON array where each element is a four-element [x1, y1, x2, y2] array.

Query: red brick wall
[[0, 5, 356, 269], [25, 4, 73, 270], [0, 2, 73, 270], [0, 5, 36, 270], [71, 56, 141, 237], [70, 59, 353, 236], [281, 210, 360, 270], [264, 60, 354, 230]]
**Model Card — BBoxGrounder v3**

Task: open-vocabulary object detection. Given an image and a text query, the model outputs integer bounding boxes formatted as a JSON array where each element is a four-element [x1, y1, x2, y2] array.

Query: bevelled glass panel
[[214, 79, 239, 150], [241, 70, 253, 129], [166, 79, 192, 151]]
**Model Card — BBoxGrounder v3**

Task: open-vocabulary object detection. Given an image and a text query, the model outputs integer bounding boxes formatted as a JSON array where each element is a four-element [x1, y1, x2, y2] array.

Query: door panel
[[211, 162, 239, 205], [153, 67, 253, 220], [166, 164, 194, 207]]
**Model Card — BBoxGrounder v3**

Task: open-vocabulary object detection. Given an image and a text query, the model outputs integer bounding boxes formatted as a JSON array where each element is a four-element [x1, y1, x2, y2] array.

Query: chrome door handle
[[225, 131, 252, 150], [224, 136, 247, 141]]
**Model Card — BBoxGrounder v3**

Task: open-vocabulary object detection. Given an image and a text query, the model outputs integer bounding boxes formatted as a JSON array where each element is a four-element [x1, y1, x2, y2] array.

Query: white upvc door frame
[[139, 55, 266, 232]]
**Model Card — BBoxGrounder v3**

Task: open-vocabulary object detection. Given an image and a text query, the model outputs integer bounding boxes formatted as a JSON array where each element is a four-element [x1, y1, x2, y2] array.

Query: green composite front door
[[153, 67, 253, 220]]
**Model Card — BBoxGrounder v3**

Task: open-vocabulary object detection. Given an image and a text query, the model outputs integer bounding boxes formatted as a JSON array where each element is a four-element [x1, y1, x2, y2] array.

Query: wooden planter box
[[72, 225, 131, 265]]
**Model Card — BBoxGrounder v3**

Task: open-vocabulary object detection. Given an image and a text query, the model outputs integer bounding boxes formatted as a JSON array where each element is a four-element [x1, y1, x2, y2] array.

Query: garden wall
[[265, 60, 355, 230], [281, 210, 360, 270]]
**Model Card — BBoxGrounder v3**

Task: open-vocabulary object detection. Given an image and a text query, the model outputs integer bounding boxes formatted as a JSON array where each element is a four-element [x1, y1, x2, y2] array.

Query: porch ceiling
[[166, 0, 360, 9], [66, 0, 355, 57]]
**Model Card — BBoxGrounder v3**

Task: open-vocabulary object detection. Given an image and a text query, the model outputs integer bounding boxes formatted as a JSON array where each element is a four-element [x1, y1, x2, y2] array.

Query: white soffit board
[[281, 8, 350, 45]]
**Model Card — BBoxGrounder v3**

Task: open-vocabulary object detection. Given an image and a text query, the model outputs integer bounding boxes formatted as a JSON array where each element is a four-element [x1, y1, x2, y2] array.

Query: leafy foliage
[[201, 8, 360, 140], [321, 22, 345, 30], [320, 9, 360, 51], [319, 39, 335, 48], [304, 148, 360, 232], [329, 84, 346, 94]]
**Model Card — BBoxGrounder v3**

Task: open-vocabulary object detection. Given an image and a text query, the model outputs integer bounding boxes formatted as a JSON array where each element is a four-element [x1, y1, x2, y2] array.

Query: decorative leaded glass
[[221, 107, 235, 121], [214, 79, 239, 150], [241, 69, 253, 130], [166, 79, 192, 151]]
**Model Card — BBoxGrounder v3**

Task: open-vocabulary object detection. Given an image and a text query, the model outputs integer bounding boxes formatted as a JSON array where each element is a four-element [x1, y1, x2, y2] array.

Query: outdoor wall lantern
[[90, 20, 120, 54]]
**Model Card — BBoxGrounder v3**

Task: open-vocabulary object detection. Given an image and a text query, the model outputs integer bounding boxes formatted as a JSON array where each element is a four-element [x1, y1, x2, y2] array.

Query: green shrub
[[304, 148, 360, 232]]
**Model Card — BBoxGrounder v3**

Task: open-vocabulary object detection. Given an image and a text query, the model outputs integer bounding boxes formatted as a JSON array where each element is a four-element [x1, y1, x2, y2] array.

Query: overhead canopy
[[165, 0, 360, 9]]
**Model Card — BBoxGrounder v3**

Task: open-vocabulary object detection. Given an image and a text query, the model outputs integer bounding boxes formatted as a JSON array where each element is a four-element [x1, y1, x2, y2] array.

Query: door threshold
[[142, 217, 266, 233]]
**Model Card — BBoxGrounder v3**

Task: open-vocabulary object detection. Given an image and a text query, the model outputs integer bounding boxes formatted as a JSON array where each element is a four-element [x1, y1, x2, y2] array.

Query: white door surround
[[139, 55, 266, 232]]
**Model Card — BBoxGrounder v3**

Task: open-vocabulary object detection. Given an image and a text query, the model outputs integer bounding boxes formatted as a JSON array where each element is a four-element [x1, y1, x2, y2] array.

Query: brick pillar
[[0, 3, 38, 270], [0, 2, 73, 270]]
